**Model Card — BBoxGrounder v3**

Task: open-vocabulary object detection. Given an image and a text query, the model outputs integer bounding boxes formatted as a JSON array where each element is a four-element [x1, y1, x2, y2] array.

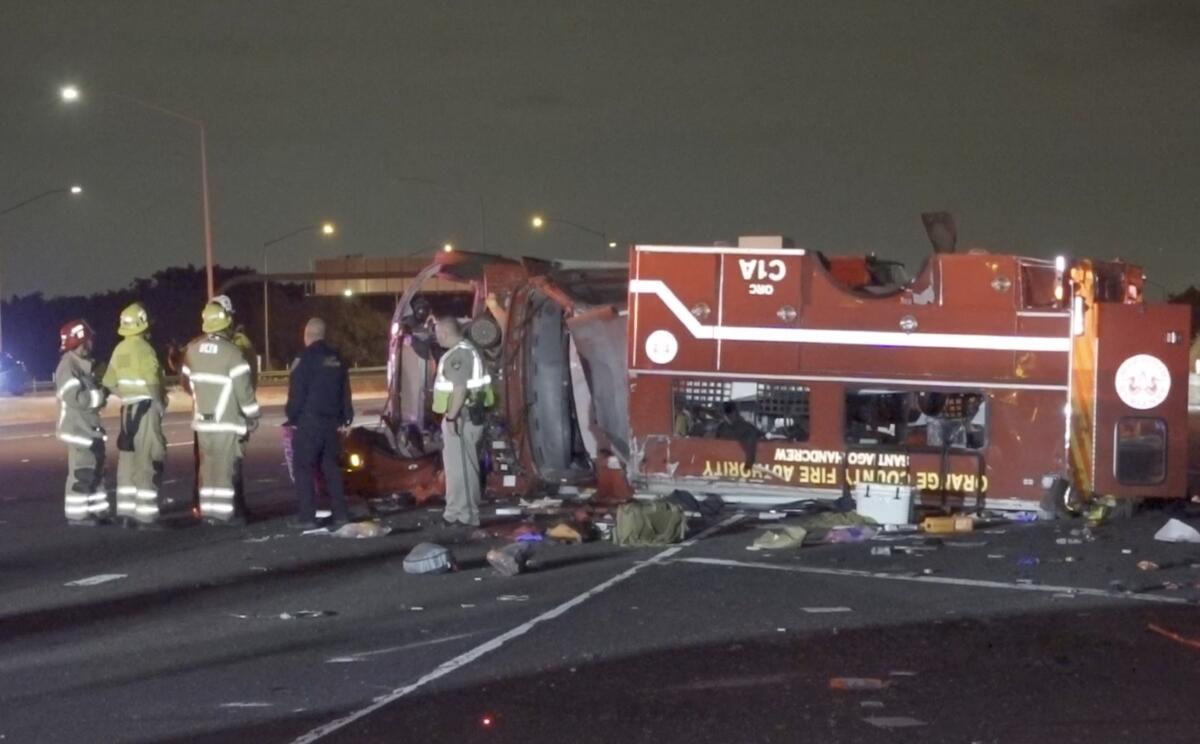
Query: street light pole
[[61, 85, 217, 297], [0, 186, 84, 355], [261, 222, 335, 370], [530, 214, 617, 249]]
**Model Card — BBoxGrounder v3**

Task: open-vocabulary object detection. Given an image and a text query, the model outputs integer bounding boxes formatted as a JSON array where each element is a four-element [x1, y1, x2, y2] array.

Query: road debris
[[64, 574, 127, 587], [330, 521, 390, 539], [864, 716, 926, 729], [403, 543, 456, 574], [279, 610, 337, 620], [1154, 518, 1200, 544], [830, 678, 889, 691], [220, 702, 273, 708], [497, 594, 530, 602], [487, 542, 533, 576], [1137, 561, 1160, 572], [752, 526, 808, 550], [922, 516, 974, 534]]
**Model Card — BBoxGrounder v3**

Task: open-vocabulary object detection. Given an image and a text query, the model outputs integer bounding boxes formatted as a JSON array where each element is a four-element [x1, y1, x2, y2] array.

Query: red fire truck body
[[626, 240, 1190, 510]]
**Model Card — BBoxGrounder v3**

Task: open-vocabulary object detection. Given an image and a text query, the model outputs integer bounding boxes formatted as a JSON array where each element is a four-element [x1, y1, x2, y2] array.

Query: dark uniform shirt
[[286, 340, 353, 426]]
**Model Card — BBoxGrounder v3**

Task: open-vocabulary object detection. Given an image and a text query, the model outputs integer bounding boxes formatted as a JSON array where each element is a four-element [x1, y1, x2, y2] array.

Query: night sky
[[1, 0, 1198, 298]]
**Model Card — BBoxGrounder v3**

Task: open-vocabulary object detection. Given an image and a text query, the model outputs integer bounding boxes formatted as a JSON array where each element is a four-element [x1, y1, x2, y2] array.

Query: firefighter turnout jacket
[[183, 333, 261, 434], [102, 335, 166, 405], [54, 350, 106, 446]]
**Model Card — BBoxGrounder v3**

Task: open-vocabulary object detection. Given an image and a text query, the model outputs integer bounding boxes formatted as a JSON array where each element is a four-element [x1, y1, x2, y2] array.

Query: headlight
[[349, 452, 363, 469]]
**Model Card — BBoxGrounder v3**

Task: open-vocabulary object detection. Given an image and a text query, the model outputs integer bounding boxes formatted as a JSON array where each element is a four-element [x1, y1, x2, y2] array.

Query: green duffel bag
[[613, 500, 686, 546]]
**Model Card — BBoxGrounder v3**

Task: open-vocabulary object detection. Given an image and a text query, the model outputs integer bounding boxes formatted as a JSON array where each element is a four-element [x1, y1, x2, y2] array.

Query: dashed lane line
[[289, 513, 745, 744]]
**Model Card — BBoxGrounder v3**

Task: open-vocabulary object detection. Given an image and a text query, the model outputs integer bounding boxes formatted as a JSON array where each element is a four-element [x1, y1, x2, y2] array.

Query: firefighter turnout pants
[[197, 431, 244, 521], [115, 401, 166, 523], [293, 424, 349, 524], [65, 438, 109, 523], [441, 417, 483, 526]]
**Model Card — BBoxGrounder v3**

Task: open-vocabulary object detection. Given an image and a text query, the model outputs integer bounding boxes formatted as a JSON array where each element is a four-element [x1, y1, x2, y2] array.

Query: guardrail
[[25, 366, 386, 396]]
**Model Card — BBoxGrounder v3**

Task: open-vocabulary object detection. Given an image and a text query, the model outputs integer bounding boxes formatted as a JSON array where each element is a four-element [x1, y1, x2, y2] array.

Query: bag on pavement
[[613, 501, 686, 546], [404, 542, 456, 575]]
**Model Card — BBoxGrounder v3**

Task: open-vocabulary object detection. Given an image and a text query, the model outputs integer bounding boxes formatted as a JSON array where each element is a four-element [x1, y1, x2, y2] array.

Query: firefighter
[[285, 317, 354, 529], [102, 302, 168, 527], [54, 320, 111, 525], [432, 316, 493, 527], [182, 300, 261, 524]]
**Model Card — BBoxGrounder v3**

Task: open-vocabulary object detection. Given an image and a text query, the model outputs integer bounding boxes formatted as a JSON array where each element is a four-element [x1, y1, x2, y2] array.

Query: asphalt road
[[2, 407, 1200, 743]]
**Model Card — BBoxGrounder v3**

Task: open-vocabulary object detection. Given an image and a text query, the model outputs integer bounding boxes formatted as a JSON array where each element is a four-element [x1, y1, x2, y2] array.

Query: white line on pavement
[[325, 631, 483, 664], [64, 573, 127, 587], [290, 513, 745, 744], [675, 557, 1195, 605]]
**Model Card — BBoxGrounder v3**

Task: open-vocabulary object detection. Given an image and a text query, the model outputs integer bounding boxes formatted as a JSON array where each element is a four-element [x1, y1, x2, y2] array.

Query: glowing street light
[[529, 213, 614, 249], [343, 287, 354, 297], [261, 221, 338, 369], [442, 242, 454, 253], [60, 82, 218, 297], [0, 184, 85, 354]]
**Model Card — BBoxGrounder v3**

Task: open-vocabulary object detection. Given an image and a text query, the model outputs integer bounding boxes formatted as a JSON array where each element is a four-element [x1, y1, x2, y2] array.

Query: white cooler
[[854, 483, 913, 525]]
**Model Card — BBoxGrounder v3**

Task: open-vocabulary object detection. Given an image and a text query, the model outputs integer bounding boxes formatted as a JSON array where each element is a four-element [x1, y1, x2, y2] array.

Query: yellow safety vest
[[432, 340, 494, 414], [103, 335, 164, 404]]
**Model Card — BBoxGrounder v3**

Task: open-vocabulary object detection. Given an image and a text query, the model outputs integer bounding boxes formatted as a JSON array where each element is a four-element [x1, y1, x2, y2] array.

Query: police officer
[[103, 303, 168, 527], [285, 317, 354, 529], [183, 300, 261, 524], [432, 316, 493, 527], [54, 320, 111, 525]]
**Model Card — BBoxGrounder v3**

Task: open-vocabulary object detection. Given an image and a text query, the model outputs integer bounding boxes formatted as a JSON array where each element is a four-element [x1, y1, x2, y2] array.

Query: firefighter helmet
[[201, 301, 233, 334], [118, 302, 150, 337], [59, 320, 94, 352], [211, 294, 235, 315]]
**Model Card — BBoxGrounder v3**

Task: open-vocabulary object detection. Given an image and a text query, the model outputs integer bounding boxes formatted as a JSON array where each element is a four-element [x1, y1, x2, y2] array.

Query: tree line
[[1, 265, 393, 379]]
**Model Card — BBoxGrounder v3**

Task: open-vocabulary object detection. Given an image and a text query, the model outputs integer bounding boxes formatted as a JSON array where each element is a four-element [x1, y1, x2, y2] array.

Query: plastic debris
[[922, 516, 974, 534], [279, 610, 337, 620], [1137, 560, 1160, 572], [822, 526, 878, 544], [404, 543, 456, 575], [1154, 518, 1200, 544], [487, 542, 533, 577], [518, 497, 563, 510], [830, 678, 890, 691], [495, 507, 523, 516], [753, 526, 808, 550], [547, 523, 585, 543], [330, 521, 390, 539], [864, 717, 926, 729], [1056, 537, 1083, 545]]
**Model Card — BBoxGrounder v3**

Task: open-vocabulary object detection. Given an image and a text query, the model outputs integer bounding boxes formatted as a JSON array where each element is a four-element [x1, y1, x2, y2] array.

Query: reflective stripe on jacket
[[183, 333, 260, 435], [54, 351, 105, 446], [102, 335, 164, 405], [432, 340, 493, 414]]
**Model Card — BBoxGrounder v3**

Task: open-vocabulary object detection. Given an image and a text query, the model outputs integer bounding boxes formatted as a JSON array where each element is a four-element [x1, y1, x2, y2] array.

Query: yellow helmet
[[201, 301, 233, 334], [118, 302, 149, 337]]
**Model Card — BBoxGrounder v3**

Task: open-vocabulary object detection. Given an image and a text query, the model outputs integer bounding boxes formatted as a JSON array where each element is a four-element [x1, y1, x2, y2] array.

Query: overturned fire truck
[[354, 215, 1191, 513]]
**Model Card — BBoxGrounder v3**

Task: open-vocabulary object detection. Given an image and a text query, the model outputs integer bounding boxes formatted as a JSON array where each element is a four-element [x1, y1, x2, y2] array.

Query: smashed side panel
[[568, 307, 630, 463]]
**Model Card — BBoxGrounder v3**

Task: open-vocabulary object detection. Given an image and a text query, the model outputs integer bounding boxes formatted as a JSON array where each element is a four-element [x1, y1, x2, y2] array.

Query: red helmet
[[59, 320, 94, 352]]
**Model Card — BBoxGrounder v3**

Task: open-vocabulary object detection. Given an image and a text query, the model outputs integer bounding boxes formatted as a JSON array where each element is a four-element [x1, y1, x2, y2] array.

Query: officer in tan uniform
[[182, 300, 261, 524], [103, 302, 168, 526], [432, 317, 493, 527]]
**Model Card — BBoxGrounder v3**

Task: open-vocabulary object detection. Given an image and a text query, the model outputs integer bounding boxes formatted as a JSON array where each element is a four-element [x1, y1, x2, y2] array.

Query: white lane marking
[[325, 631, 482, 663], [64, 573, 127, 587], [166, 441, 192, 448], [220, 702, 274, 709], [865, 716, 926, 729], [676, 557, 1195, 605], [0, 432, 55, 442], [290, 513, 744, 744], [802, 606, 853, 614]]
